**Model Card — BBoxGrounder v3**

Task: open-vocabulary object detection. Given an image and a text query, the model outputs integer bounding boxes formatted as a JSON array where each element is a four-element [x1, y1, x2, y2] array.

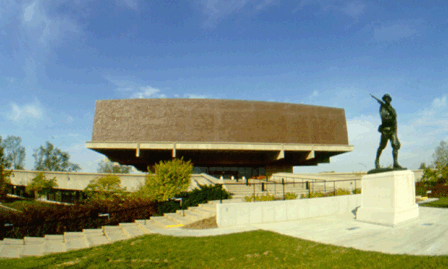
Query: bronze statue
[[371, 94, 403, 170]]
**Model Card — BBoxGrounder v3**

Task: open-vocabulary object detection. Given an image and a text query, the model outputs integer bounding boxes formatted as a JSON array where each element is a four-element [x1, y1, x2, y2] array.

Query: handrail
[[219, 178, 362, 203]]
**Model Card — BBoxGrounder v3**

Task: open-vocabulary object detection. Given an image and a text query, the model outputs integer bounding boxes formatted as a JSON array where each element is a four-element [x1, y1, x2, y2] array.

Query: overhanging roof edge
[[86, 141, 354, 152]]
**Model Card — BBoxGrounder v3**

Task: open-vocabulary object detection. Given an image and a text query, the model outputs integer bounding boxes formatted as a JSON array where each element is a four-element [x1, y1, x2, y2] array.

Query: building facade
[[86, 98, 353, 179]]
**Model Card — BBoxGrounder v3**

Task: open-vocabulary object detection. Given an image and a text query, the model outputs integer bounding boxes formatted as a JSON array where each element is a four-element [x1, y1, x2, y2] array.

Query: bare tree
[[1, 135, 26, 170], [33, 141, 81, 172], [0, 136, 12, 201], [97, 160, 132, 174]]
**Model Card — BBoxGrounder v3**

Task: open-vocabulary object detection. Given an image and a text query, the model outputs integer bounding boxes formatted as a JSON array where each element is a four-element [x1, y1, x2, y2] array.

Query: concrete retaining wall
[[216, 194, 362, 227], [8, 170, 212, 192]]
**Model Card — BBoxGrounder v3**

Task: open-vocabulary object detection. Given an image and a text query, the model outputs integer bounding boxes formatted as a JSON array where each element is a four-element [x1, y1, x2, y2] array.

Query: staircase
[[0, 198, 242, 259]]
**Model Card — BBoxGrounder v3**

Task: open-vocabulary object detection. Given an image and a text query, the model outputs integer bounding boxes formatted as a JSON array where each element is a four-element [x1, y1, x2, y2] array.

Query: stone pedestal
[[356, 170, 419, 227]]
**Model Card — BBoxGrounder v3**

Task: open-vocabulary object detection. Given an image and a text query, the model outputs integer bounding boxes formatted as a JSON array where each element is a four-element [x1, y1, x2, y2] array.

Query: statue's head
[[382, 94, 392, 103]]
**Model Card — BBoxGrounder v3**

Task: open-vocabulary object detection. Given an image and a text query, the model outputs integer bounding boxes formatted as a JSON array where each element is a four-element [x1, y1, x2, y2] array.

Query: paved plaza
[[155, 206, 448, 256]]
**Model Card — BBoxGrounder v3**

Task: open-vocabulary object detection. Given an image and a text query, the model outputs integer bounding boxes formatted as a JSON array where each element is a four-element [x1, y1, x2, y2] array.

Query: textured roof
[[92, 98, 349, 145]]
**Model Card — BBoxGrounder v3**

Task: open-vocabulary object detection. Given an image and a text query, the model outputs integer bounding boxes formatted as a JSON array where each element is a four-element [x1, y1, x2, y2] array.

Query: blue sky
[[1, 0, 447, 174]]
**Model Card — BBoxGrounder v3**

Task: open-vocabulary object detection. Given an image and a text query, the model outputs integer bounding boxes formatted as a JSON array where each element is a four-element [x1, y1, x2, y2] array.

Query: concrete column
[[265, 164, 293, 180]]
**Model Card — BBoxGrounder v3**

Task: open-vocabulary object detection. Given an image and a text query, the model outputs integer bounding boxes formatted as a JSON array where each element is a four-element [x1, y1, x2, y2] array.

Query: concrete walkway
[[148, 204, 448, 256], [250, 206, 448, 256]]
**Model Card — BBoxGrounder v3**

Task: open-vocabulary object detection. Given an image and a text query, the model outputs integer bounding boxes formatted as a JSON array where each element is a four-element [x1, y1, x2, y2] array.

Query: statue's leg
[[375, 135, 387, 169], [392, 133, 402, 168]]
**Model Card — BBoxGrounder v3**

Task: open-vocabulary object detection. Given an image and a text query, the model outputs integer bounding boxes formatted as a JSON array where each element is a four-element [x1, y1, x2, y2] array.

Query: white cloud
[[339, 1, 366, 17], [432, 95, 447, 109], [105, 76, 167, 99], [21, 0, 80, 46], [294, 0, 367, 18], [131, 86, 166, 99], [416, 94, 447, 117], [312, 90, 319, 97], [372, 20, 423, 42], [7, 99, 44, 122], [65, 116, 74, 124], [184, 94, 207, 99], [23, 1, 37, 22], [255, 0, 277, 11], [116, 0, 139, 10], [197, 0, 277, 28]]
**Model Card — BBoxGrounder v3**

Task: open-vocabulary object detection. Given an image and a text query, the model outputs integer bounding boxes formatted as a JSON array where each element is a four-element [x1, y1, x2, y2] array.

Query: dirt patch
[[181, 217, 218, 229]]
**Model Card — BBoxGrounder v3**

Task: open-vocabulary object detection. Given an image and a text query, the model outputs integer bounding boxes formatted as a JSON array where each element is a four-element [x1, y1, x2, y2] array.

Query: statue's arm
[[382, 104, 397, 118]]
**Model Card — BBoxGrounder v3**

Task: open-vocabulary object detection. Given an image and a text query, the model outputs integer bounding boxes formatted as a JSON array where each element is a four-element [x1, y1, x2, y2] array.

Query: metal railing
[[217, 178, 362, 203]]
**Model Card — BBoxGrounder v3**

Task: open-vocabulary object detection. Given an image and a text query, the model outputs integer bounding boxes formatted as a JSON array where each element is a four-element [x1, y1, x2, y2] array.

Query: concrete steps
[[0, 198, 236, 259], [188, 206, 216, 217]]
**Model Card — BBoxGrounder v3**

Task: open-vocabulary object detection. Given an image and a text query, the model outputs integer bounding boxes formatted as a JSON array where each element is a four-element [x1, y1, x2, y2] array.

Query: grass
[[0, 199, 61, 212], [1, 230, 448, 268], [420, 197, 448, 208]]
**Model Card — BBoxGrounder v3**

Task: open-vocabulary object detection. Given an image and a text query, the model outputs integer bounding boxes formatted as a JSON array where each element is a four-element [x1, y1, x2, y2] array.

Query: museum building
[[86, 98, 353, 179]]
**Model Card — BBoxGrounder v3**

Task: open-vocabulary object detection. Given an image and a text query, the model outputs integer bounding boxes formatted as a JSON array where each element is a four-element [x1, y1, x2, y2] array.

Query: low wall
[[8, 170, 212, 192], [216, 194, 362, 227]]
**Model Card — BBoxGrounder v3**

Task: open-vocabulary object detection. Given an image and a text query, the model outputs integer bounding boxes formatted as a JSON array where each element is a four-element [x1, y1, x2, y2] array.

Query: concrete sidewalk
[[154, 206, 448, 256], [250, 206, 448, 256]]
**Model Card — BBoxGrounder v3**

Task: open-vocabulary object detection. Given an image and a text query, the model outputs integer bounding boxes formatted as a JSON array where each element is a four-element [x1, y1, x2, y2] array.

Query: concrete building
[[86, 99, 354, 179]]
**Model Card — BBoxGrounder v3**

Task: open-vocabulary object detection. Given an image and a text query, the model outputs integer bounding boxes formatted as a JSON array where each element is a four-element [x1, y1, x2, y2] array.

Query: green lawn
[[1, 199, 61, 212], [1, 230, 448, 268], [420, 197, 448, 208]]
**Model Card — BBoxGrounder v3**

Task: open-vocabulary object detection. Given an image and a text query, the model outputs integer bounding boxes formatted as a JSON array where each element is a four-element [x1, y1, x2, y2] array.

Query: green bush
[[416, 186, 427, 196], [244, 193, 276, 202], [0, 196, 157, 240], [301, 191, 325, 199], [353, 188, 362, 194], [284, 192, 298, 200], [25, 172, 58, 199], [334, 188, 351, 196], [301, 189, 352, 198], [152, 184, 232, 216], [84, 174, 128, 202], [139, 158, 193, 201]]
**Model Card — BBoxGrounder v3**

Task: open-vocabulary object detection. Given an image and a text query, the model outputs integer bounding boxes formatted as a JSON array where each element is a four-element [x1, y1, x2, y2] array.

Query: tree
[[137, 158, 193, 201], [0, 136, 12, 201], [33, 141, 81, 172], [97, 159, 132, 174], [1, 135, 26, 170], [25, 172, 58, 199], [421, 140, 448, 185], [84, 175, 128, 201]]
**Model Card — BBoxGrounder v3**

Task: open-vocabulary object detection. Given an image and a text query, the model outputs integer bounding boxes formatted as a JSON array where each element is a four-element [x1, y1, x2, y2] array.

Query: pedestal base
[[356, 170, 419, 227]]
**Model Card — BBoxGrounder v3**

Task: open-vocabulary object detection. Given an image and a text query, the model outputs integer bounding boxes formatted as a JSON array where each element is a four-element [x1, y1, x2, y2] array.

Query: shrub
[[301, 189, 352, 198], [284, 192, 298, 200], [301, 191, 325, 199], [0, 137, 12, 202], [353, 188, 362, 194], [151, 184, 232, 215], [419, 141, 448, 189], [0, 195, 157, 240], [140, 158, 193, 201], [335, 188, 351, 196], [244, 193, 275, 202], [25, 172, 58, 199], [415, 183, 428, 196], [84, 174, 128, 202]]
